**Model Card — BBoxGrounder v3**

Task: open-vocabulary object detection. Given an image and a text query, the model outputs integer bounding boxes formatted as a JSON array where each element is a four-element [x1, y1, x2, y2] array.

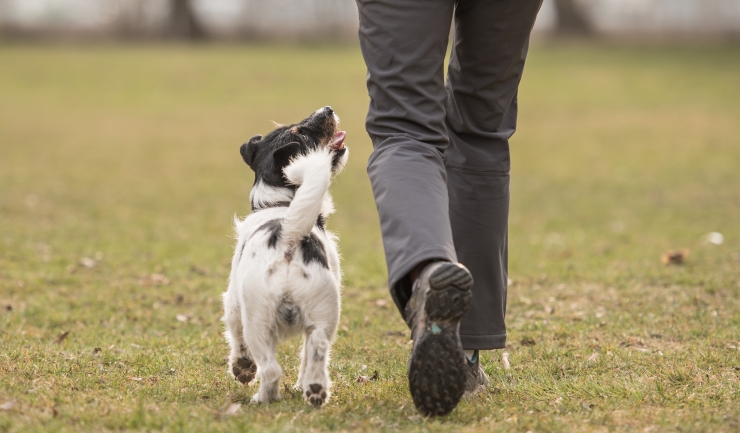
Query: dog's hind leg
[[222, 289, 257, 385], [246, 332, 282, 404], [301, 327, 332, 407], [294, 334, 308, 390]]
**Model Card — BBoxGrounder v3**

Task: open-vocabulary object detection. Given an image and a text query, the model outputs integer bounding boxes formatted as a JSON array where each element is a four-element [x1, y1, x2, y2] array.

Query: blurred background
[[1, 0, 740, 40], [1, 1, 739, 429], [1, 0, 739, 289]]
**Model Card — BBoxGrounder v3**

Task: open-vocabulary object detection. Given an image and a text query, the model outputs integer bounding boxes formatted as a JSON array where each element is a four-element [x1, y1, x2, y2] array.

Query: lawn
[[0, 42, 739, 432]]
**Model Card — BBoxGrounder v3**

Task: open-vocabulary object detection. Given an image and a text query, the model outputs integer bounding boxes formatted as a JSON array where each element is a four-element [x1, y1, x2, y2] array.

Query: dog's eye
[[301, 134, 308, 141]]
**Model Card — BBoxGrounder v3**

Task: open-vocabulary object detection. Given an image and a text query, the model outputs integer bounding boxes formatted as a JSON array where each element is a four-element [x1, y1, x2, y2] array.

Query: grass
[[0, 41, 739, 432]]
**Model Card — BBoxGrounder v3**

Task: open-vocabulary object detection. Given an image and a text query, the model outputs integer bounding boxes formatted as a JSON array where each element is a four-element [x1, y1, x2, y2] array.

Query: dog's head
[[240, 106, 348, 190]]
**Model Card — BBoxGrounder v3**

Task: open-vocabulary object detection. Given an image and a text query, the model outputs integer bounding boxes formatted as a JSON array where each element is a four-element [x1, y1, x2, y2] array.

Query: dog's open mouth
[[330, 131, 346, 150]]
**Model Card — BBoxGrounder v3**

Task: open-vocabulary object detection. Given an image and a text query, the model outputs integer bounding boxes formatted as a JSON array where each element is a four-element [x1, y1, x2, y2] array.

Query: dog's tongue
[[331, 131, 346, 150]]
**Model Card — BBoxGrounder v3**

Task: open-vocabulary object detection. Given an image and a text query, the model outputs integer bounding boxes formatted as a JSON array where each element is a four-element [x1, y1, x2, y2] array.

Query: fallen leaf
[[223, 403, 241, 416], [93, 347, 102, 355], [356, 375, 370, 383], [502, 352, 511, 370], [521, 337, 536, 346], [131, 377, 143, 381], [549, 396, 563, 406], [176, 314, 192, 323], [189, 265, 210, 276], [374, 299, 388, 308], [79, 257, 97, 268], [661, 248, 688, 265], [150, 274, 171, 285], [703, 232, 724, 245], [0, 400, 15, 410], [587, 353, 599, 362], [384, 330, 405, 337], [581, 401, 594, 410], [56, 331, 70, 343]]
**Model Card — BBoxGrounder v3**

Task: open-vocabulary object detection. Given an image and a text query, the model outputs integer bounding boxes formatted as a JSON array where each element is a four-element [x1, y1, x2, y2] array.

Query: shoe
[[463, 350, 490, 396], [405, 261, 473, 416]]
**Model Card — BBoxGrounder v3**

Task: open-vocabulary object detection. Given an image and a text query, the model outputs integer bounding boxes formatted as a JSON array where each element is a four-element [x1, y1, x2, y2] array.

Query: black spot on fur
[[332, 147, 347, 170], [251, 201, 291, 212], [237, 243, 246, 262], [313, 349, 323, 362], [300, 233, 328, 268], [277, 296, 299, 326], [316, 215, 326, 231], [254, 219, 282, 248]]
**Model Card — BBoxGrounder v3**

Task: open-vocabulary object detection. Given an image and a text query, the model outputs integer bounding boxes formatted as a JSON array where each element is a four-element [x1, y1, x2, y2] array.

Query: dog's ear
[[272, 142, 302, 169], [240, 134, 262, 169]]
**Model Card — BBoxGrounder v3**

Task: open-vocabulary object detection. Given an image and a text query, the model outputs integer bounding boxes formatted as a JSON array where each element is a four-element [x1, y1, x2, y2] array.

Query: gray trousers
[[357, 0, 542, 350]]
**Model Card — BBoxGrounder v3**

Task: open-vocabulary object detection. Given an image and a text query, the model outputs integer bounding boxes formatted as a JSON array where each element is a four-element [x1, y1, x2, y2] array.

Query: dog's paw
[[304, 383, 329, 408], [231, 357, 257, 385]]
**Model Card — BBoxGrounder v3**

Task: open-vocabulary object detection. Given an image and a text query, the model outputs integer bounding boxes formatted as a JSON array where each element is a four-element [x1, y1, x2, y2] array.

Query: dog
[[222, 106, 348, 407]]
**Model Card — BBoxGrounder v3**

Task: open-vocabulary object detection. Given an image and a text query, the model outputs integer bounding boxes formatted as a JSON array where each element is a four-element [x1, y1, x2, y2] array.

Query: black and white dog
[[222, 106, 348, 407]]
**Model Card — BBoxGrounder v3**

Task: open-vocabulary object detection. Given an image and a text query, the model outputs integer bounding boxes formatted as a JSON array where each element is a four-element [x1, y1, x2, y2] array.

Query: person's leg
[[444, 0, 543, 350], [358, 0, 478, 416], [357, 0, 456, 314]]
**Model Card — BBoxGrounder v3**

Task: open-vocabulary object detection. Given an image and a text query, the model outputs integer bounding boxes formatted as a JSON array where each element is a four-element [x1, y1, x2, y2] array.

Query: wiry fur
[[222, 107, 348, 407]]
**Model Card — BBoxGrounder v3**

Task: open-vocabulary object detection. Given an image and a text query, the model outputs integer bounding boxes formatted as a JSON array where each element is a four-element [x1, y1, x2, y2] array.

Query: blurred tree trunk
[[0, 0, 10, 32], [553, 0, 593, 36], [166, 0, 206, 40]]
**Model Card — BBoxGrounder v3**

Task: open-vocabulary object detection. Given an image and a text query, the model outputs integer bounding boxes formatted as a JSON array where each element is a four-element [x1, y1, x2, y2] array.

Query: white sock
[[464, 350, 477, 362]]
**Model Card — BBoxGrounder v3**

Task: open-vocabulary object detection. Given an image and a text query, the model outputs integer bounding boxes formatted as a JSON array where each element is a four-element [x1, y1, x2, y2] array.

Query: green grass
[[1, 42, 739, 432]]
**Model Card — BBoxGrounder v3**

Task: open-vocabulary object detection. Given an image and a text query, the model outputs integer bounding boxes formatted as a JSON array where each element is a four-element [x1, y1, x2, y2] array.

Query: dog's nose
[[324, 106, 333, 115]]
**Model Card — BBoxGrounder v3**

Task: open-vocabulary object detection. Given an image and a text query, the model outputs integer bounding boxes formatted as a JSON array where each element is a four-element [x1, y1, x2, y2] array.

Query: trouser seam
[[445, 164, 510, 174], [368, 138, 444, 167]]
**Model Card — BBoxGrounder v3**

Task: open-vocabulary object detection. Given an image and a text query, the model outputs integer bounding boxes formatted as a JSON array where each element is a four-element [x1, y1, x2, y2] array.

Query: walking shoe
[[405, 261, 473, 416], [463, 350, 490, 396]]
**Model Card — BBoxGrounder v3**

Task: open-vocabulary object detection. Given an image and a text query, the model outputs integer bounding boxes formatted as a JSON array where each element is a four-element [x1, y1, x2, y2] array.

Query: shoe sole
[[408, 263, 473, 416]]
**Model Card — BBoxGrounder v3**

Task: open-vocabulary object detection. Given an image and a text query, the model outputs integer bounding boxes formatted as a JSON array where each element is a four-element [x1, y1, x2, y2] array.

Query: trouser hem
[[388, 247, 457, 320], [460, 333, 507, 350]]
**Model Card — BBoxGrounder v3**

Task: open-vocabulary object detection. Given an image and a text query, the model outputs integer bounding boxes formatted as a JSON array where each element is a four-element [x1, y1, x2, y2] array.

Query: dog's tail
[[280, 148, 334, 243]]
